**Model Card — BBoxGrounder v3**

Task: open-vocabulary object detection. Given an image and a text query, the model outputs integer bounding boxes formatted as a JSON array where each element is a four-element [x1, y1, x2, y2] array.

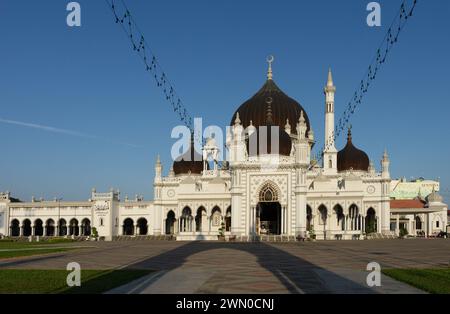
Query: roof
[[390, 199, 426, 209], [337, 128, 369, 172], [230, 79, 310, 136]]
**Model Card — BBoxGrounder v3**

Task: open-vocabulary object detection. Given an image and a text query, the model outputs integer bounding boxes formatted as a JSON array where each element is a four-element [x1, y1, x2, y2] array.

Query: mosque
[[0, 61, 447, 241]]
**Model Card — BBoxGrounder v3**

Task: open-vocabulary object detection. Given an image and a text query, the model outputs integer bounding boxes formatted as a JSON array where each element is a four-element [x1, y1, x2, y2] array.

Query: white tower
[[154, 154, 162, 183], [380, 149, 391, 234], [323, 68, 337, 174]]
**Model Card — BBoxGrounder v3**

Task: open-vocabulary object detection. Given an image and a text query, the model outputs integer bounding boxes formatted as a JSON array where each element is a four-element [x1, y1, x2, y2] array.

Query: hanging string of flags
[[310, 0, 418, 169], [104, 0, 194, 132]]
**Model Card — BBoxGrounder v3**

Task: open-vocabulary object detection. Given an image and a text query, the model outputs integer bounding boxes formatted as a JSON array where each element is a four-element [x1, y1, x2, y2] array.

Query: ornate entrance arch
[[258, 181, 280, 203], [255, 181, 284, 235]]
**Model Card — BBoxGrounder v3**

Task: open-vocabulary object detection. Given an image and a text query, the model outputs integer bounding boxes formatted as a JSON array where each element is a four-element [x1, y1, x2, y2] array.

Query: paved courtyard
[[1, 239, 449, 293]]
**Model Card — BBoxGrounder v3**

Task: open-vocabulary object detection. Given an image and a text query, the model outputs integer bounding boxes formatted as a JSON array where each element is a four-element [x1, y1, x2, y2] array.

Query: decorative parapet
[[91, 188, 120, 201]]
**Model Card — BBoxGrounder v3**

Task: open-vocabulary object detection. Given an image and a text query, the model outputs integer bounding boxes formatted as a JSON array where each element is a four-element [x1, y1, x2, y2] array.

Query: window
[[436, 221, 439, 228], [212, 213, 221, 226], [328, 159, 332, 169], [100, 218, 103, 226]]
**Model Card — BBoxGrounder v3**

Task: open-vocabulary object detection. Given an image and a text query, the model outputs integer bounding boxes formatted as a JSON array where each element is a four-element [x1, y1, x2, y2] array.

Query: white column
[[396, 214, 400, 236], [250, 206, 254, 235]]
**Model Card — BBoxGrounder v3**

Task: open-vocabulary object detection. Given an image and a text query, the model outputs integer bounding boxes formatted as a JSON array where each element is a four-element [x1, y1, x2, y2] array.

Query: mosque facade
[[0, 64, 447, 241]]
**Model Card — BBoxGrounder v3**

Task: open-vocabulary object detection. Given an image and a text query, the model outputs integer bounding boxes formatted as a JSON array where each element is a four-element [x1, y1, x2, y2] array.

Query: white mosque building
[[0, 63, 447, 241]]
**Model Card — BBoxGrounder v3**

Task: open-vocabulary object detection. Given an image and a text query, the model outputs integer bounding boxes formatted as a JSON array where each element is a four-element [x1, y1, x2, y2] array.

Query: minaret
[[380, 149, 391, 235], [381, 149, 390, 179], [154, 154, 162, 183], [323, 68, 337, 174]]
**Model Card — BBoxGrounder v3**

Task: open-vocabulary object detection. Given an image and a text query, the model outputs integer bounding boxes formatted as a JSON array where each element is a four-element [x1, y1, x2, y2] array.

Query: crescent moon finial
[[266, 55, 274, 80]]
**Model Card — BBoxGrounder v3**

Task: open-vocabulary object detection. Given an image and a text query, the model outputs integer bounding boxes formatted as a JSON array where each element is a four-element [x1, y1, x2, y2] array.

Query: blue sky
[[0, 0, 449, 202]]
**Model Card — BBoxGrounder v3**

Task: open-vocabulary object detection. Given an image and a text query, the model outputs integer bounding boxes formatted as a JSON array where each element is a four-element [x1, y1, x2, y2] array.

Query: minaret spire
[[327, 67, 334, 87], [266, 55, 274, 80], [324, 67, 337, 151], [323, 68, 337, 174]]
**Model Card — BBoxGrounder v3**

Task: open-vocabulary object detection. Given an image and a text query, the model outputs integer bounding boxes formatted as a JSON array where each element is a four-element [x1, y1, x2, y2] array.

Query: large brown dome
[[173, 143, 207, 175], [246, 100, 292, 156], [230, 79, 310, 136], [337, 129, 369, 172]]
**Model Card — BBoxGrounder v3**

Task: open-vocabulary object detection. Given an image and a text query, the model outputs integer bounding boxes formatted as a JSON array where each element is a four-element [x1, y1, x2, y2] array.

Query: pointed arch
[[123, 218, 134, 235], [365, 208, 376, 233], [45, 219, 55, 236], [166, 210, 176, 235], [22, 219, 32, 236], [81, 218, 91, 236], [34, 219, 43, 236], [195, 206, 207, 232], [10, 219, 20, 236], [137, 217, 148, 235], [258, 181, 280, 203], [59, 219, 67, 236], [225, 206, 232, 232], [333, 204, 344, 231], [306, 205, 313, 231], [318, 204, 328, 225]]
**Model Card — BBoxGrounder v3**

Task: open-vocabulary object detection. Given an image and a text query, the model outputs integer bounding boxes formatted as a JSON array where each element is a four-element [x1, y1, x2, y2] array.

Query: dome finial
[[299, 110, 306, 124], [234, 112, 241, 126], [266, 55, 274, 80], [266, 97, 273, 124], [347, 124, 352, 142]]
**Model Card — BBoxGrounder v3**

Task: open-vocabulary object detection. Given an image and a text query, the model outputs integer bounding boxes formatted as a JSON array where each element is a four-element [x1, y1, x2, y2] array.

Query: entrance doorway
[[257, 202, 281, 235]]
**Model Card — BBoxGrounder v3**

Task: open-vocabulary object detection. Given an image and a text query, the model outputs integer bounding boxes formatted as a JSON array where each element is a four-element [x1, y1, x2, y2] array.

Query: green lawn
[[382, 269, 450, 294], [0, 240, 79, 259], [0, 269, 153, 294]]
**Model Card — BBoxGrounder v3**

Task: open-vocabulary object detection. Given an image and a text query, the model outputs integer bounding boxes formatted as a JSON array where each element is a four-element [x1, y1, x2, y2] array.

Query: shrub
[[399, 227, 409, 238]]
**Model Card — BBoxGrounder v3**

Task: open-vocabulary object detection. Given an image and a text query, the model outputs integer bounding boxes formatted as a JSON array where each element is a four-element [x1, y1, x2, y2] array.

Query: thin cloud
[[0, 118, 144, 148]]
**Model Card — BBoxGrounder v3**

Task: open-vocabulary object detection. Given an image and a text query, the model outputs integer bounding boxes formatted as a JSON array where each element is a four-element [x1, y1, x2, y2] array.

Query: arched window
[[81, 219, 91, 236], [318, 205, 328, 225], [225, 206, 231, 232], [259, 182, 279, 202], [34, 219, 43, 236], [166, 210, 176, 235], [10, 219, 20, 237], [211, 206, 222, 227], [59, 219, 67, 236], [333, 205, 344, 230], [69, 219, 79, 236], [415, 216, 422, 230], [123, 218, 134, 235], [365, 208, 376, 233], [306, 205, 312, 231], [46, 219, 55, 236], [22, 219, 32, 237], [137, 218, 148, 235]]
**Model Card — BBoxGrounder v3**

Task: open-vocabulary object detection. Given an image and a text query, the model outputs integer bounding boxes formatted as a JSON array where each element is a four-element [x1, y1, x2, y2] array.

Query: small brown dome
[[173, 143, 207, 175], [337, 129, 369, 172], [246, 98, 292, 156], [230, 79, 310, 136]]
